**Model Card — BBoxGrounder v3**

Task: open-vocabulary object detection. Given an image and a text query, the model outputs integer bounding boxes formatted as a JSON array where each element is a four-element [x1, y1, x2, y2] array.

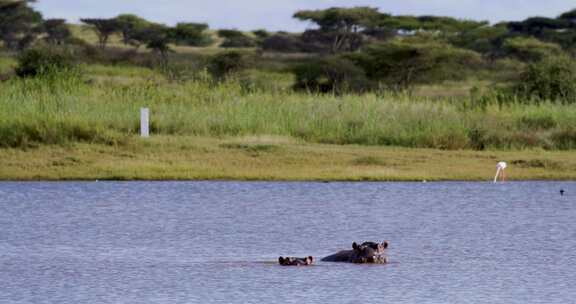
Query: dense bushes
[[284, 39, 489, 94], [208, 51, 251, 80], [220, 36, 257, 48], [15, 47, 76, 77], [171, 22, 214, 47], [514, 55, 576, 103], [262, 34, 308, 53], [292, 57, 370, 93], [502, 37, 563, 62], [347, 41, 483, 90], [217, 29, 257, 48]]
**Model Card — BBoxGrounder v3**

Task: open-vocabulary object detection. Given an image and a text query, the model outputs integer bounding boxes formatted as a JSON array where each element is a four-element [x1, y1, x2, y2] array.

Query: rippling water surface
[[1, 181, 575, 303]]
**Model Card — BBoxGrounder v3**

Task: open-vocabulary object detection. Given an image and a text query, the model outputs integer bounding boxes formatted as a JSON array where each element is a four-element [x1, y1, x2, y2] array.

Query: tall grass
[[1, 67, 576, 149], [0, 55, 16, 74]]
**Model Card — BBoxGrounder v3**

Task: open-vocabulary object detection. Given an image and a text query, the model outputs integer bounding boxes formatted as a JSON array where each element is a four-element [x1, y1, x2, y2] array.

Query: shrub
[[217, 29, 256, 48], [502, 37, 564, 62], [514, 55, 576, 103], [220, 36, 257, 48], [261, 34, 306, 53], [551, 128, 576, 150], [15, 47, 76, 78], [208, 51, 251, 80], [347, 41, 483, 90], [78, 45, 154, 66], [518, 114, 557, 130], [171, 22, 213, 47], [292, 57, 371, 94]]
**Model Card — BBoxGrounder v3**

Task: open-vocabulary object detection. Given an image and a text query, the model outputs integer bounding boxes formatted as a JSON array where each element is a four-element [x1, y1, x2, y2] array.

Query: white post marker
[[494, 161, 507, 183], [140, 107, 150, 138]]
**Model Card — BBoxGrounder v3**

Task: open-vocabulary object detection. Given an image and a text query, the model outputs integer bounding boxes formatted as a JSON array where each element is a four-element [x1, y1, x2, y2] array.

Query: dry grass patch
[[1, 136, 576, 181]]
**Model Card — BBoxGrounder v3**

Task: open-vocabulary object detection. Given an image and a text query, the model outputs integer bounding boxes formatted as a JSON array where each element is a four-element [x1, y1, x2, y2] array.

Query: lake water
[[0, 181, 575, 304]]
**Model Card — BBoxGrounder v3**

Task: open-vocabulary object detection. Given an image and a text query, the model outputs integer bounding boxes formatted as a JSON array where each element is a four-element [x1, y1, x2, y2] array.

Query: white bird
[[494, 161, 507, 183]]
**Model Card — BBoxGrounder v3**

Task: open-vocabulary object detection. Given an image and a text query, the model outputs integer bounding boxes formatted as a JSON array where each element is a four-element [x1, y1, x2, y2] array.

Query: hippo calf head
[[350, 242, 388, 264], [278, 256, 315, 266]]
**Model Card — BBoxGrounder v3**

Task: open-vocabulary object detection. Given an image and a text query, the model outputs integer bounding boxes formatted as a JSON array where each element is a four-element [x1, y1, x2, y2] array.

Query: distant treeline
[[2, 1, 575, 54], [2, 0, 576, 101]]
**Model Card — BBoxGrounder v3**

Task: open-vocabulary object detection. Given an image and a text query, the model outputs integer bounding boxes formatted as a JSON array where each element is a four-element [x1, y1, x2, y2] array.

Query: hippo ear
[[308, 256, 314, 263], [352, 242, 359, 250], [382, 241, 389, 249], [278, 257, 285, 264]]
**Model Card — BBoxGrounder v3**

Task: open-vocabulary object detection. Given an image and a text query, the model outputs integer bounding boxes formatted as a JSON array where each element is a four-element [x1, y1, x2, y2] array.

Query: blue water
[[0, 181, 575, 304]]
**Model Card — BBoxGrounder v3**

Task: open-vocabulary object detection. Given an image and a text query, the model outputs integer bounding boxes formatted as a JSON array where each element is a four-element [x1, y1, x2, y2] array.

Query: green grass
[[1, 66, 576, 151], [2, 135, 576, 181], [1, 61, 576, 180], [1, 24, 574, 181], [0, 55, 15, 74]]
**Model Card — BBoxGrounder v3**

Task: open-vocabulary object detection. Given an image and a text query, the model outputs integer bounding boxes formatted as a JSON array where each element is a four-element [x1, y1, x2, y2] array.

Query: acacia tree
[[559, 9, 576, 25], [293, 7, 380, 53], [114, 14, 149, 48], [141, 24, 173, 64], [43, 18, 71, 45], [414, 16, 487, 33], [507, 17, 570, 37], [448, 25, 508, 56], [507, 15, 576, 49], [555, 9, 576, 50], [347, 41, 482, 90], [0, 0, 43, 50], [80, 18, 119, 49], [171, 22, 212, 46]]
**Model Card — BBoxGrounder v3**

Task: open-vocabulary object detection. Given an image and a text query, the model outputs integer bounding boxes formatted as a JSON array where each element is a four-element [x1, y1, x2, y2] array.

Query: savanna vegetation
[[1, 0, 576, 180]]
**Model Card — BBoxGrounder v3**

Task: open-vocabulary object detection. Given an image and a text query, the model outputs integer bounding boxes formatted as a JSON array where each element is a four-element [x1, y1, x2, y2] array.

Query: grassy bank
[[1, 63, 576, 181], [1, 66, 576, 151], [1, 136, 576, 181]]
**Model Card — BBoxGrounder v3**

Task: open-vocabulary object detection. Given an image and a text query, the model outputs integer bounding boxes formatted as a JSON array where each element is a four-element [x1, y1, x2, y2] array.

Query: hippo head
[[360, 241, 388, 254], [278, 256, 314, 266], [350, 242, 388, 264]]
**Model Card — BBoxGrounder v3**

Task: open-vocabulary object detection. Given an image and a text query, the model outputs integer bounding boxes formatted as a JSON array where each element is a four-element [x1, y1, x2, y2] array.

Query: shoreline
[[0, 179, 574, 183], [1, 136, 575, 181]]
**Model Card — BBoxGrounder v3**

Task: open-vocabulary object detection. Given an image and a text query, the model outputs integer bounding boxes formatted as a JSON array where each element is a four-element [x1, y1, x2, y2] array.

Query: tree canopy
[[114, 14, 150, 47], [80, 18, 119, 49], [347, 41, 482, 89], [43, 18, 71, 45], [171, 22, 212, 46], [0, 0, 42, 49], [294, 7, 380, 52]]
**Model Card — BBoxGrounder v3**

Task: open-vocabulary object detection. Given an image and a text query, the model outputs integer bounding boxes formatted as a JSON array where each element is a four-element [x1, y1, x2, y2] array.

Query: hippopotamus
[[321, 241, 388, 264], [278, 256, 315, 266]]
